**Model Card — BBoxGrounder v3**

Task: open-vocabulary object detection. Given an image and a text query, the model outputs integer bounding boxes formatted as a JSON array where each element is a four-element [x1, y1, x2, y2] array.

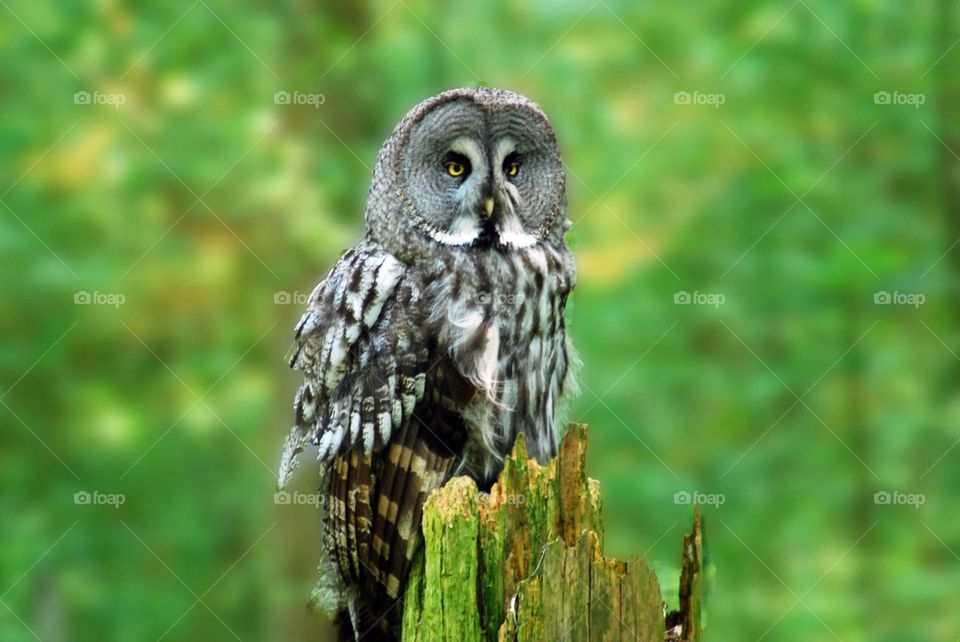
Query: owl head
[[364, 88, 568, 259]]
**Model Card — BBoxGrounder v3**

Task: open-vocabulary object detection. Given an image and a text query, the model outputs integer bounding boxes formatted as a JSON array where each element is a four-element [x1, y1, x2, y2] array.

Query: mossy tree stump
[[400, 424, 704, 641]]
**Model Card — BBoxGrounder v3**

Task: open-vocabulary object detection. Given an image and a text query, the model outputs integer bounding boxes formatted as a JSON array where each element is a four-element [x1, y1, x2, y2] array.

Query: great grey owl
[[278, 87, 577, 641]]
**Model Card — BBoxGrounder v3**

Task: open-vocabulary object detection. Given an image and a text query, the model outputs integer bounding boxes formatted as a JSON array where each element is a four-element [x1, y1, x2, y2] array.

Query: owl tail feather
[[339, 598, 397, 642]]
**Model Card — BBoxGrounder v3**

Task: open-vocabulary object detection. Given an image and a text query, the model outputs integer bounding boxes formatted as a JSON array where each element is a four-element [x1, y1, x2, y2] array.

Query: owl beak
[[483, 197, 495, 219]]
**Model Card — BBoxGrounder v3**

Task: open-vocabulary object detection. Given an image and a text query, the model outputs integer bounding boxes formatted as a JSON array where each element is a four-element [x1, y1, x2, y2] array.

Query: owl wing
[[279, 241, 428, 489]]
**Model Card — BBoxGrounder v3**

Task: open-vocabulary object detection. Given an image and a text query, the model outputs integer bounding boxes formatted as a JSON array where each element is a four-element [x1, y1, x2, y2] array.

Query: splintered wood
[[400, 424, 703, 642]]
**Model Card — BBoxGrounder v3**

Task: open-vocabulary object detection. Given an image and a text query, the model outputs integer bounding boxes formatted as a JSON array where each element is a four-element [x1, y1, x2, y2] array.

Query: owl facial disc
[[382, 88, 566, 253]]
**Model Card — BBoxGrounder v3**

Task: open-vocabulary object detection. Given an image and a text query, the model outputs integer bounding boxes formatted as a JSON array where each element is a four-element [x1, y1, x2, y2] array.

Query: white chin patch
[[429, 212, 539, 248], [430, 215, 480, 245], [496, 213, 538, 248]]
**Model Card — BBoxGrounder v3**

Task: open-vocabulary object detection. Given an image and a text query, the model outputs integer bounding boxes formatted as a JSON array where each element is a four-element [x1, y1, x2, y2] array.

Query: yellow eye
[[505, 161, 520, 177], [445, 161, 466, 177]]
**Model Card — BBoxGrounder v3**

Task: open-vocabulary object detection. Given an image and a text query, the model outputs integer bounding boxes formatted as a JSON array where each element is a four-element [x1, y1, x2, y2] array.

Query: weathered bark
[[400, 424, 704, 641]]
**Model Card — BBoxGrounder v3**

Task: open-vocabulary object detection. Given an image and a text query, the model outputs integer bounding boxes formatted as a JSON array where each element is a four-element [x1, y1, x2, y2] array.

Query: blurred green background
[[2, 0, 959, 640]]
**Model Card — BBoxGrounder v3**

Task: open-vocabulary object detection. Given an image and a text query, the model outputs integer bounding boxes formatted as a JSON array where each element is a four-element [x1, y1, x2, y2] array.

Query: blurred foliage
[[2, 0, 959, 640]]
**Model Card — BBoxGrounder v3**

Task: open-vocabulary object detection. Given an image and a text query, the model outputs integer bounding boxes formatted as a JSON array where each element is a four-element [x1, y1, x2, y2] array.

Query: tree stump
[[400, 424, 704, 641]]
